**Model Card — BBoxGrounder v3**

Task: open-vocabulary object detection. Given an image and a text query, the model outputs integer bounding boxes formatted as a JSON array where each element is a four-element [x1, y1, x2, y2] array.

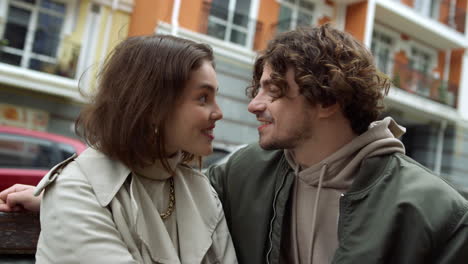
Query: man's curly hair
[[247, 24, 390, 134]]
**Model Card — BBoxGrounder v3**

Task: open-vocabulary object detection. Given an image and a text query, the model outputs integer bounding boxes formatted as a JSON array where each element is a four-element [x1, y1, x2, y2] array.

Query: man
[[207, 24, 468, 263], [2, 24, 468, 263]]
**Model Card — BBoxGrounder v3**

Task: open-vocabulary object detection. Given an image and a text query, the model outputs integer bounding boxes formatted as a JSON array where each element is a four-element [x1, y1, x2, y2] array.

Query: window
[[0, 0, 68, 75], [371, 30, 394, 75], [0, 132, 77, 169], [414, 0, 441, 19], [277, 0, 315, 33], [409, 46, 435, 96], [207, 0, 255, 47]]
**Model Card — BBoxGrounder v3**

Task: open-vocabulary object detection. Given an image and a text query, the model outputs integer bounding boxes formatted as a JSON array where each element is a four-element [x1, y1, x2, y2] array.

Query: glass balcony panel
[[207, 20, 227, 41], [0, 52, 22, 66], [40, 0, 66, 13], [4, 6, 30, 50], [392, 60, 458, 107], [230, 29, 247, 46]]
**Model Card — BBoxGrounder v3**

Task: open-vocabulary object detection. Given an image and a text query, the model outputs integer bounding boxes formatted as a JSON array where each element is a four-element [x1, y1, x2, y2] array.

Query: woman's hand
[[0, 184, 41, 212]]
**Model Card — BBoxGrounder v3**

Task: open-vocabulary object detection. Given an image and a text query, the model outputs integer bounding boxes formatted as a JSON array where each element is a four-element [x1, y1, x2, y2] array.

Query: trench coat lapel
[[131, 175, 180, 264], [174, 170, 218, 264]]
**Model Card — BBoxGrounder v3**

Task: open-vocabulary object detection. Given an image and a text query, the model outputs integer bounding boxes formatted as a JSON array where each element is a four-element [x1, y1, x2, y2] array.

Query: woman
[[1, 35, 237, 263]]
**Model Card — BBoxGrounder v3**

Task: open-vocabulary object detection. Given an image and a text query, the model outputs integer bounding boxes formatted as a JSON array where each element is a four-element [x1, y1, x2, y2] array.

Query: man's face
[[247, 63, 318, 150]]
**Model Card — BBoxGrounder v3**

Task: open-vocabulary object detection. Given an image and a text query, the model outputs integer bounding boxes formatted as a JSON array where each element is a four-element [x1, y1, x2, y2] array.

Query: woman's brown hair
[[76, 35, 214, 173]]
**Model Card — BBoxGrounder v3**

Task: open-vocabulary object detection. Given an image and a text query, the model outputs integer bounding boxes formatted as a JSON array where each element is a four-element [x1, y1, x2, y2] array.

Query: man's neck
[[292, 119, 358, 168]]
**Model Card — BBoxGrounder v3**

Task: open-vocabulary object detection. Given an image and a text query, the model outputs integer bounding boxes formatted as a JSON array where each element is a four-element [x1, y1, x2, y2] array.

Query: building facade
[[0, 0, 133, 137], [2, 0, 467, 190], [129, 0, 468, 190]]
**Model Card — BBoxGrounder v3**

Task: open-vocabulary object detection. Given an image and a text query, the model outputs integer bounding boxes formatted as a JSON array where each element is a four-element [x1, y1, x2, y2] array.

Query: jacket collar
[[75, 148, 218, 263], [75, 148, 131, 207]]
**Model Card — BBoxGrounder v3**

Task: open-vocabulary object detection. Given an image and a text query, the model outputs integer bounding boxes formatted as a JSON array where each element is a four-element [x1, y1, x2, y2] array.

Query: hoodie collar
[[285, 117, 406, 188]]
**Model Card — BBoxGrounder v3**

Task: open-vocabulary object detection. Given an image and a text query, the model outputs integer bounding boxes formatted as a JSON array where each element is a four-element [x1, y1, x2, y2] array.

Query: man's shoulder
[[230, 143, 283, 160], [381, 153, 467, 209], [227, 143, 285, 168]]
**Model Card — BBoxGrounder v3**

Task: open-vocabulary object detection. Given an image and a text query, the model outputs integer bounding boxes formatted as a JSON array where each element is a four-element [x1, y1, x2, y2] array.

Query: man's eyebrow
[[198, 84, 219, 93], [260, 78, 273, 87]]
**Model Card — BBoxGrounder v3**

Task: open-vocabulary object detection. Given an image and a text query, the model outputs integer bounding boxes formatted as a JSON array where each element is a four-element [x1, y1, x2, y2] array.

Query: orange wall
[[436, 51, 445, 78], [128, 0, 173, 36], [345, 2, 367, 42], [401, 0, 414, 7], [450, 49, 464, 87], [179, 0, 207, 33], [255, 0, 280, 51]]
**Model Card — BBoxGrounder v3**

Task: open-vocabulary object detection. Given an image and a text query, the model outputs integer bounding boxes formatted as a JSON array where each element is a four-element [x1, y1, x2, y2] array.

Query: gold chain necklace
[[160, 177, 175, 220]]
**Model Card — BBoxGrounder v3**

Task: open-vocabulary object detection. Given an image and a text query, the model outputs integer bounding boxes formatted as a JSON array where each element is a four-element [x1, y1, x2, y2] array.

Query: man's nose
[[247, 92, 267, 114]]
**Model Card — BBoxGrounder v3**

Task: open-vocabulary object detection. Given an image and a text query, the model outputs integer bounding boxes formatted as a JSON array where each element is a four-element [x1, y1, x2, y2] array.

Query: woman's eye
[[198, 95, 208, 103]]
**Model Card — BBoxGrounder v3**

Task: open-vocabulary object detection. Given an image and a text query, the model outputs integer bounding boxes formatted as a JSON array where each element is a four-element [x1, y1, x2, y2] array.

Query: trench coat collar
[[75, 148, 218, 263]]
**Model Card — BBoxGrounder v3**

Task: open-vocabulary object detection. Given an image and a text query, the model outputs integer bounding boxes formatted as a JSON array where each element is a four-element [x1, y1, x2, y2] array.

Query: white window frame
[[371, 24, 399, 76], [207, 0, 259, 49], [277, 0, 316, 32], [0, 0, 76, 72]]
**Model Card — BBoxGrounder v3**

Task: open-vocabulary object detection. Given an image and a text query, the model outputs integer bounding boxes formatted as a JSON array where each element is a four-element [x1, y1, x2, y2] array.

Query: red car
[[0, 125, 86, 191]]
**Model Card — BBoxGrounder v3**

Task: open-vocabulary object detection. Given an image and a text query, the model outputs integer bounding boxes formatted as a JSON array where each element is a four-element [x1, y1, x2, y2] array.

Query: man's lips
[[257, 121, 272, 131]]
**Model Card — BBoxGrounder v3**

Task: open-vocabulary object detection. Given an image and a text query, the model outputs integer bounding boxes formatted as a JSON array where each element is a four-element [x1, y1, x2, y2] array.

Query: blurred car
[[0, 125, 86, 191]]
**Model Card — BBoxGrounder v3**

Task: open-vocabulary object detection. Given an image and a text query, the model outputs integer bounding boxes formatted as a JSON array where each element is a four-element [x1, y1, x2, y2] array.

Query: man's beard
[[259, 122, 312, 151]]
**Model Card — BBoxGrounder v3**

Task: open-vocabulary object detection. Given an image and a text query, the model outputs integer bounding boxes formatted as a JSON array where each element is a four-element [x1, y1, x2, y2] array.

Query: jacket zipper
[[337, 193, 348, 248], [266, 167, 289, 264]]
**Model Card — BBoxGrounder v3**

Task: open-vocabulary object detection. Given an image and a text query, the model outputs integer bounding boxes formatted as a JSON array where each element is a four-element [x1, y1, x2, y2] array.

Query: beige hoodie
[[281, 117, 406, 263]]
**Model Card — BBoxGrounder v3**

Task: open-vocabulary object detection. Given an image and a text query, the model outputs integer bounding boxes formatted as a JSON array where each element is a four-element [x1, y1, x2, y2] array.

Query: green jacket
[[207, 143, 468, 264]]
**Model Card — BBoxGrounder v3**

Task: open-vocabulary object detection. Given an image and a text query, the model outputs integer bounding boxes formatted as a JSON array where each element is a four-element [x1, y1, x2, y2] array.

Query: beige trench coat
[[34, 148, 237, 264]]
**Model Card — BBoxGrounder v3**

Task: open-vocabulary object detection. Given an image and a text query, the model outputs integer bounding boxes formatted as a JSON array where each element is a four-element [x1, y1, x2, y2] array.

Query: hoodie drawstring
[[309, 162, 328, 261]]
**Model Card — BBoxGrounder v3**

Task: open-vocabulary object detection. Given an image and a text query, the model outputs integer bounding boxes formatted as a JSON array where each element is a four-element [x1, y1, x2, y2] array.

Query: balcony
[[439, 0, 467, 33], [200, 2, 259, 49], [375, 0, 467, 49], [391, 60, 458, 108], [0, 21, 81, 80], [391, 0, 467, 34]]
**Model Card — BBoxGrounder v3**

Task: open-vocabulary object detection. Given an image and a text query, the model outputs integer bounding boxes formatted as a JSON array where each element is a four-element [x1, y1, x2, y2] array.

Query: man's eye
[[269, 86, 280, 95]]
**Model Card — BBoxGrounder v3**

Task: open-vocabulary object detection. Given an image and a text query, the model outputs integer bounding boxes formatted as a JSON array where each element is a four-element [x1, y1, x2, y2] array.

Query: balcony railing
[[200, 1, 258, 48], [394, 0, 466, 33], [0, 20, 81, 79], [392, 60, 458, 107]]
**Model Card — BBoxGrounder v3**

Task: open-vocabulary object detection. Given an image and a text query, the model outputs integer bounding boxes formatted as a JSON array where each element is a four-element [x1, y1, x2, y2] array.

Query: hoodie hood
[[285, 116, 405, 189]]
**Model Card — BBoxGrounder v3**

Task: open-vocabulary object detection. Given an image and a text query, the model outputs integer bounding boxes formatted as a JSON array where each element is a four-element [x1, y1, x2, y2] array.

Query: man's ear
[[317, 103, 340, 118]]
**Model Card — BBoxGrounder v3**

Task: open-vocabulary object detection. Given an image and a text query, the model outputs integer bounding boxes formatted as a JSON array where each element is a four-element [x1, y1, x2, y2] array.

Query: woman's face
[[164, 61, 223, 156]]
